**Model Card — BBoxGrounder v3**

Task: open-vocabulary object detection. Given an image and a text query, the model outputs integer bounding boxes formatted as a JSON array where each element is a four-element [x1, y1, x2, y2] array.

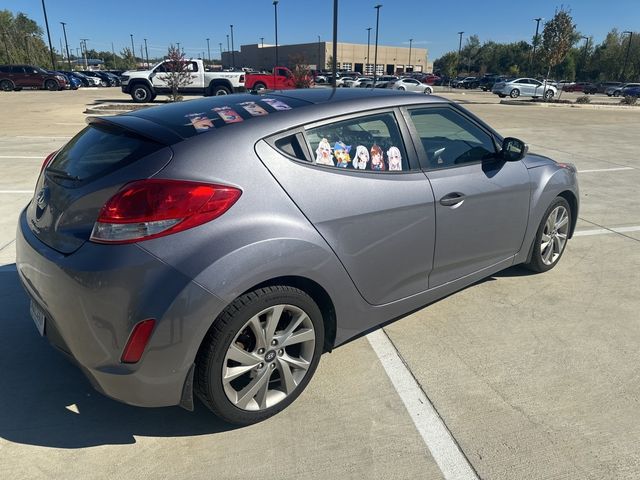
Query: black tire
[[524, 197, 571, 273], [195, 285, 325, 425], [424, 87, 432, 94], [510, 88, 520, 98], [544, 89, 555, 100], [45, 79, 59, 91], [212, 85, 231, 95], [0, 79, 14, 91], [131, 84, 153, 103], [498, 94, 506, 98], [613, 91, 621, 97], [398, 86, 406, 91], [253, 82, 267, 91]]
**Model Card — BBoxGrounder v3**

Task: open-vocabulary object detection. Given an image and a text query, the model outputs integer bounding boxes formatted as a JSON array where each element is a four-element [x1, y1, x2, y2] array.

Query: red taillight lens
[[41, 150, 58, 172], [121, 319, 156, 363], [90, 179, 242, 244]]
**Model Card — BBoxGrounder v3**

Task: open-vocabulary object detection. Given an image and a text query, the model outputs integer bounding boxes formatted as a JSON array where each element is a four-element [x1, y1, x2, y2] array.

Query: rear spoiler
[[86, 115, 184, 145]]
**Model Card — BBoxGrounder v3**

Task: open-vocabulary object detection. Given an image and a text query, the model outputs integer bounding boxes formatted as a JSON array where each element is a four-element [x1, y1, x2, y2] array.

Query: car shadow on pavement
[[0, 264, 238, 449], [91, 98, 169, 105]]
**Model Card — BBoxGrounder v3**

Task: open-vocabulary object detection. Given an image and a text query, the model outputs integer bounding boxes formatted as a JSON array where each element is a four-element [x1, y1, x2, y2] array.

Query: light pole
[[81, 38, 89, 69], [622, 31, 633, 82], [130, 34, 135, 58], [40, 0, 56, 69], [530, 18, 542, 74], [219, 42, 223, 64], [206, 38, 211, 65], [580, 36, 590, 80], [373, 4, 382, 85], [230, 25, 235, 69], [366, 27, 371, 74], [144, 38, 149, 67], [408, 38, 413, 73], [60, 22, 71, 69], [261, 37, 264, 47], [273, 1, 279, 69], [317, 35, 321, 70], [457, 31, 464, 77]]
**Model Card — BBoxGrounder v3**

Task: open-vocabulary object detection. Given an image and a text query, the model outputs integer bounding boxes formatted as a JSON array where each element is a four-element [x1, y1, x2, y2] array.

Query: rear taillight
[[90, 179, 242, 244], [41, 150, 58, 172], [121, 319, 155, 363]]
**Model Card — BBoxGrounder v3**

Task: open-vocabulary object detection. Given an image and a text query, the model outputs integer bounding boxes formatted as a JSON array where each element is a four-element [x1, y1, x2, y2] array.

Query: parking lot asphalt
[[1, 88, 639, 479]]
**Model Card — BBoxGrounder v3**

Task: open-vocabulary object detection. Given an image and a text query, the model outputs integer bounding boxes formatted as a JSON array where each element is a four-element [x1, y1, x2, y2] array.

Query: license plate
[[30, 300, 46, 336]]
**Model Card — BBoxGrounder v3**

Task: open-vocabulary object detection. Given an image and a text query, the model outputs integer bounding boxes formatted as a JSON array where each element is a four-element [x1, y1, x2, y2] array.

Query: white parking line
[[575, 225, 640, 237], [0, 190, 32, 194], [0, 156, 43, 159], [578, 167, 634, 173], [367, 329, 479, 480]]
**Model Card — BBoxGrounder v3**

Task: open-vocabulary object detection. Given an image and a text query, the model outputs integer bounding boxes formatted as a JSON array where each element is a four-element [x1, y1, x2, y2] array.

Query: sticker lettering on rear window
[[238, 101, 269, 116], [213, 106, 243, 124], [262, 98, 291, 111], [185, 113, 214, 132]]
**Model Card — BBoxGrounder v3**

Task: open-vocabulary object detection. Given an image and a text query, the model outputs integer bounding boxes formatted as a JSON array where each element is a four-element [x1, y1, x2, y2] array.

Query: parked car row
[[0, 64, 123, 92]]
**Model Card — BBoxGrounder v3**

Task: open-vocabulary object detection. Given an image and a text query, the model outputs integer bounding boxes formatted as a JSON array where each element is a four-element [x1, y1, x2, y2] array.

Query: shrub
[[576, 95, 591, 104], [621, 95, 638, 105]]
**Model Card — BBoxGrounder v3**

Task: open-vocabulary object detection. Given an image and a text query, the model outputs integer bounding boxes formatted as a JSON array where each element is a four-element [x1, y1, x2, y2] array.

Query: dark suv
[[0, 65, 68, 91]]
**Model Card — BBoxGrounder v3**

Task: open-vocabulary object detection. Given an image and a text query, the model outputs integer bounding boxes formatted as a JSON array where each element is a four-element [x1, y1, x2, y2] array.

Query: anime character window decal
[[387, 146, 402, 171], [238, 101, 269, 116], [213, 106, 243, 124], [185, 113, 214, 132], [262, 98, 292, 111], [333, 142, 352, 168], [315, 138, 334, 166], [370, 144, 385, 170], [352, 145, 369, 169]]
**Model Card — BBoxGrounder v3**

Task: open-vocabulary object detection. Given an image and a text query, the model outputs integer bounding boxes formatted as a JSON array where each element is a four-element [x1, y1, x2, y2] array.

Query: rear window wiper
[[45, 167, 82, 181]]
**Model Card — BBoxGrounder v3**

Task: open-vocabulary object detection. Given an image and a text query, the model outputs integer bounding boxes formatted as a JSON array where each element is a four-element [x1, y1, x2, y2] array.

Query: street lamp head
[[458, 31, 464, 35], [374, 4, 382, 9], [273, 0, 278, 5]]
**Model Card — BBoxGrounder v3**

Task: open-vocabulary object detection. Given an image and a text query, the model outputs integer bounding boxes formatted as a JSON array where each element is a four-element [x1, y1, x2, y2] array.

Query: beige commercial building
[[222, 41, 429, 75]]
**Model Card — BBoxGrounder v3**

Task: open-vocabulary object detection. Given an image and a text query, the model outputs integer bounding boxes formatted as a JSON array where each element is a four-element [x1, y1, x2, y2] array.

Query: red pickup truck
[[244, 66, 299, 91]]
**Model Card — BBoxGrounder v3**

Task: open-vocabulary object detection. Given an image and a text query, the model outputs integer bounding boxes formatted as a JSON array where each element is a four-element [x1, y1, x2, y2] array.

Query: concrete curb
[[499, 99, 640, 110]]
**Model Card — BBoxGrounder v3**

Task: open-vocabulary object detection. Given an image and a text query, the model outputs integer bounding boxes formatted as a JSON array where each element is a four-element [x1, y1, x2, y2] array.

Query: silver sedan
[[492, 78, 557, 99], [392, 77, 433, 94]]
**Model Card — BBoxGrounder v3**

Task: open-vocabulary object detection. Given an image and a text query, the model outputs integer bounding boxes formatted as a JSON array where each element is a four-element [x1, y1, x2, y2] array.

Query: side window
[[409, 107, 496, 169], [188, 62, 198, 72], [154, 63, 167, 73], [306, 112, 408, 172]]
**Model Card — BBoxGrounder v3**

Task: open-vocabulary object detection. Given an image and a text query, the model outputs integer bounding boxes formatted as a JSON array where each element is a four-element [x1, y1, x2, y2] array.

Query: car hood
[[522, 153, 556, 169]]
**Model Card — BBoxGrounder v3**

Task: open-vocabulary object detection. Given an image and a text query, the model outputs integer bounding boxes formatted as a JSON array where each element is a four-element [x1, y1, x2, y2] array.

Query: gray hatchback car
[[16, 89, 579, 425]]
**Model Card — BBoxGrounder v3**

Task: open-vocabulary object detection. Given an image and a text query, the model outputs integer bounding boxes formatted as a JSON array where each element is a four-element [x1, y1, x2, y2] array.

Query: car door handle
[[440, 192, 466, 206]]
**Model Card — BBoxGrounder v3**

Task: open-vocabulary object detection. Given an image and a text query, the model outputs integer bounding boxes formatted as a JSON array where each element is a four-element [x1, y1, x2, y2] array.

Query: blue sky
[[5, 0, 640, 60]]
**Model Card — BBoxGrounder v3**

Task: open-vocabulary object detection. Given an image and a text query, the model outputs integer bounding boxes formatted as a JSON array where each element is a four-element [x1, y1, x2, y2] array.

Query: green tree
[[540, 7, 578, 95], [164, 44, 193, 101], [433, 51, 457, 77], [0, 10, 53, 67]]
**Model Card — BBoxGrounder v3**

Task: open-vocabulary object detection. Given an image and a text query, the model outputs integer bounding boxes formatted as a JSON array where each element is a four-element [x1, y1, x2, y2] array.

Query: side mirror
[[501, 137, 528, 161]]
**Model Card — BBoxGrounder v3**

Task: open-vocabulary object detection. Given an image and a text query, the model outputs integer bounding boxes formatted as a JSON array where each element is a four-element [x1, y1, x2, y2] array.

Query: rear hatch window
[[47, 123, 164, 182], [27, 124, 171, 254]]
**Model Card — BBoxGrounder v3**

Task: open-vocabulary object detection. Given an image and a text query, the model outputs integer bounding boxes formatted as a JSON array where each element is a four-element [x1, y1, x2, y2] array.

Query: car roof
[[119, 89, 449, 141]]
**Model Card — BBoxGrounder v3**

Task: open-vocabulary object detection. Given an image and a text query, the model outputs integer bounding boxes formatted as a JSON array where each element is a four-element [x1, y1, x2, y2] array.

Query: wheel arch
[[242, 275, 337, 353], [558, 190, 578, 238], [208, 78, 233, 91]]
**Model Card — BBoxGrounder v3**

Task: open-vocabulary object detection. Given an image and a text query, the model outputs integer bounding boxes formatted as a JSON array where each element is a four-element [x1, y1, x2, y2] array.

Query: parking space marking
[[367, 329, 479, 480], [0, 239, 15, 252], [578, 167, 634, 173], [0, 156, 44, 159], [575, 225, 640, 237], [0, 190, 32, 194]]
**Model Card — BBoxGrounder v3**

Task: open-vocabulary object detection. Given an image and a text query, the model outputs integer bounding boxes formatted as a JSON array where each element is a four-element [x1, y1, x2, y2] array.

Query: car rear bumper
[[15, 209, 225, 408]]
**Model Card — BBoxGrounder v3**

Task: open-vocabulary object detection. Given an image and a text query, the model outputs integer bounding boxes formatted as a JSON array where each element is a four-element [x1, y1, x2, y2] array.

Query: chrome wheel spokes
[[222, 304, 316, 411], [541, 205, 569, 266]]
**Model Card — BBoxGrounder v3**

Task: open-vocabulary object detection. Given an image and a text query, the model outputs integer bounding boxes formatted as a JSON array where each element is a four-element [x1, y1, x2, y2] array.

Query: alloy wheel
[[540, 205, 569, 266], [222, 304, 316, 411]]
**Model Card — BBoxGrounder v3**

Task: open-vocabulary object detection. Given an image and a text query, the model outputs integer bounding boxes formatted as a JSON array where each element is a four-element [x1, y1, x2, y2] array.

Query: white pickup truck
[[121, 59, 245, 102]]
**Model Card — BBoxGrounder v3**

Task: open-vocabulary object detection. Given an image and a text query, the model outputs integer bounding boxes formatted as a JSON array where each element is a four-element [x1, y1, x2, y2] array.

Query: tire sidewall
[[510, 88, 520, 98], [1, 79, 14, 91], [202, 287, 324, 425], [528, 197, 571, 273], [131, 84, 151, 103]]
